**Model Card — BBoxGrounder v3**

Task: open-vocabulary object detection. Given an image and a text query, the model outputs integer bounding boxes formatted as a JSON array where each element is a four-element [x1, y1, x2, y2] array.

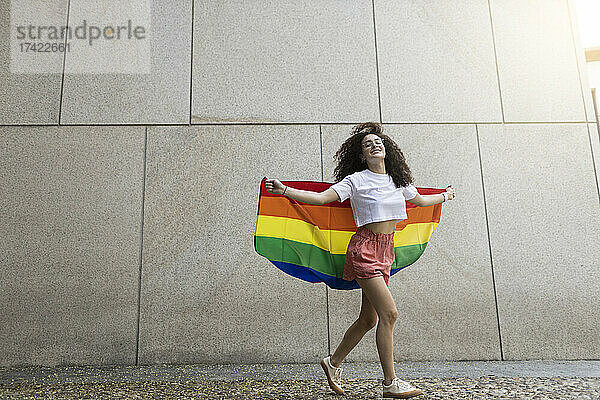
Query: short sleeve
[[402, 183, 418, 200], [329, 175, 353, 202]]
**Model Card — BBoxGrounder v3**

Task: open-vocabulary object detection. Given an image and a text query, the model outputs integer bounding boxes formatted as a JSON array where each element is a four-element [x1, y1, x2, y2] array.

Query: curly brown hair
[[333, 122, 414, 188]]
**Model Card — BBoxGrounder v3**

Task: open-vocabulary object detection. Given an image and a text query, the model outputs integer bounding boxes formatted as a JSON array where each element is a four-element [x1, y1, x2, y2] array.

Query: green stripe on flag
[[255, 236, 428, 278]]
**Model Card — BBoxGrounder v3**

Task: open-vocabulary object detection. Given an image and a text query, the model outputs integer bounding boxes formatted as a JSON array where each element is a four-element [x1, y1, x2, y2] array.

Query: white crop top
[[329, 169, 418, 227]]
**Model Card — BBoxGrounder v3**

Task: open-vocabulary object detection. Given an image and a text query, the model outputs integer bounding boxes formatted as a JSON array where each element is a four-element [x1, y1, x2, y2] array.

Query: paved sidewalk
[[1, 361, 599, 399]]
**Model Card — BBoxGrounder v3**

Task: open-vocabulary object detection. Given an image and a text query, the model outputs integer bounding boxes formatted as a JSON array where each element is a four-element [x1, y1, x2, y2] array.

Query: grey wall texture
[[1, 0, 599, 367]]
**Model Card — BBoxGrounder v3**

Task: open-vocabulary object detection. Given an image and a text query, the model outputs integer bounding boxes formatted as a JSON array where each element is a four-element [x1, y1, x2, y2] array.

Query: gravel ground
[[1, 377, 600, 399], [1, 362, 599, 399]]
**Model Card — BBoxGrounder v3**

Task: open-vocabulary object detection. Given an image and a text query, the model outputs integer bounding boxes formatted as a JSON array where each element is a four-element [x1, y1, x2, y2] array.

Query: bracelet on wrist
[[283, 186, 288, 196]]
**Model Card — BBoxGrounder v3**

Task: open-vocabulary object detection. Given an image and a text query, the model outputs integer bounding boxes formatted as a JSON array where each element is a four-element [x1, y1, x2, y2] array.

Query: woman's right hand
[[265, 178, 286, 195]]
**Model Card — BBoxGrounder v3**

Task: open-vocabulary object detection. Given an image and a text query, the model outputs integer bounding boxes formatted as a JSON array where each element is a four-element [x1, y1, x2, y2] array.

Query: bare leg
[[355, 276, 398, 384], [330, 290, 378, 367]]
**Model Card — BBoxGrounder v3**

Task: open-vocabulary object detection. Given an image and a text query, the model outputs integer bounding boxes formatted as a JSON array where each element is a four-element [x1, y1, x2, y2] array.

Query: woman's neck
[[366, 160, 386, 174]]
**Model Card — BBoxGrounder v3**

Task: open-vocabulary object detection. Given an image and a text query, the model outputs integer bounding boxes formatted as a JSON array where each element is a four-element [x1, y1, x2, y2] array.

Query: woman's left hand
[[445, 186, 456, 200]]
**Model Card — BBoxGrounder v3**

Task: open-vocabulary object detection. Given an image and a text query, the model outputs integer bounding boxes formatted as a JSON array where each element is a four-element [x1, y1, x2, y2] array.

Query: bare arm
[[264, 178, 340, 205], [284, 186, 339, 205], [408, 193, 444, 207], [408, 186, 455, 207]]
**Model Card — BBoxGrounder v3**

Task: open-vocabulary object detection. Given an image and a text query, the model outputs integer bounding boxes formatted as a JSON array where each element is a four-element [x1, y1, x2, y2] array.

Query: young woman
[[265, 122, 456, 398]]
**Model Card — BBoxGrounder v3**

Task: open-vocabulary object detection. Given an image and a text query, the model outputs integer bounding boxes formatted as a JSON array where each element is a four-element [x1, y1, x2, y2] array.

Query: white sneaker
[[320, 355, 344, 395], [382, 377, 424, 398]]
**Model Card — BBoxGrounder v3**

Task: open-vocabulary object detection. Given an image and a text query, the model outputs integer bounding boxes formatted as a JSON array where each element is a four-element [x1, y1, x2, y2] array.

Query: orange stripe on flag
[[258, 196, 441, 231]]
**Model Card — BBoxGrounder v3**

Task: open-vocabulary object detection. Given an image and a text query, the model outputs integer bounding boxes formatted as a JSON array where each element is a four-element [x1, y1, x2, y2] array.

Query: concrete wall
[[1, 0, 598, 367]]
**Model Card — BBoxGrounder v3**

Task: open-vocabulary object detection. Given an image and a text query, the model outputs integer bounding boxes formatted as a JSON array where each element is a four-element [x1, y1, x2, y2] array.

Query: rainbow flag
[[254, 177, 445, 290]]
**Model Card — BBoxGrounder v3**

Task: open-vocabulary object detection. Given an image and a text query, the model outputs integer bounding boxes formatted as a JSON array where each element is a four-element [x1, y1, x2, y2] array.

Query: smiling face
[[360, 133, 385, 163]]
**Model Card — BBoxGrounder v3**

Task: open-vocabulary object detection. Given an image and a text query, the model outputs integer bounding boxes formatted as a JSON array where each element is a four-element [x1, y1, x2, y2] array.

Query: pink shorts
[[343, 226, 395, 286]]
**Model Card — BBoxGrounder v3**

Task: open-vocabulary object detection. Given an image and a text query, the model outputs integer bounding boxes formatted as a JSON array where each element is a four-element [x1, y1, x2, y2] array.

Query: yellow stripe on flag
[[255, 215, 438, 255]]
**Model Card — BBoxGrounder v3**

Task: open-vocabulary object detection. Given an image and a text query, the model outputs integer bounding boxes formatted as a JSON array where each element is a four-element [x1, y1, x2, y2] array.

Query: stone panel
[[490, 0, 585, 122], [375, 0, 502, 122], [139, 125, 327, 363], [60, 0, 191, 124], [567, 0, 597, 123], [478, 123, 600, 359], [0, 0, 68, 124], [191, 0, 379, 123], [0, 126, 145, 366]]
